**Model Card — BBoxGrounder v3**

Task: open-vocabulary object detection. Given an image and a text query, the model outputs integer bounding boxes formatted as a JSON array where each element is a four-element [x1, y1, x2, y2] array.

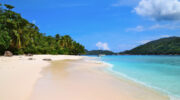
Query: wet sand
[[30, 59, 169, 100]]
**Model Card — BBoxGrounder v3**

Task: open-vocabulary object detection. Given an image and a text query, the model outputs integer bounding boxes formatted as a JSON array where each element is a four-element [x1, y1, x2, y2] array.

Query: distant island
[[86, 37, 180, 55], [86, 50, 117, 55], [120, 37, 180, 55]]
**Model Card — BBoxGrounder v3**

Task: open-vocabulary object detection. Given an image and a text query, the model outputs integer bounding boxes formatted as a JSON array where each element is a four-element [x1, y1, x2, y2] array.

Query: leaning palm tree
[[4, 4, 14, 10]]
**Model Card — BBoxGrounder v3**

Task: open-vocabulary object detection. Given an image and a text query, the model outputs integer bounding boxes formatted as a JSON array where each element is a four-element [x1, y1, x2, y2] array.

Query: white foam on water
[[169, 96, 180, 100], [85, 56, 180, 100], [100, 59, 180, 100]]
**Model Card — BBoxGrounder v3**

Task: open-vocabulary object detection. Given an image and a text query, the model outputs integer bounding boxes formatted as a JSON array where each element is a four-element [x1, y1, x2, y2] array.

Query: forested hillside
[[86, 50, 116, 55], [0, 4, 85, 55], [121, 37, 180, 55]]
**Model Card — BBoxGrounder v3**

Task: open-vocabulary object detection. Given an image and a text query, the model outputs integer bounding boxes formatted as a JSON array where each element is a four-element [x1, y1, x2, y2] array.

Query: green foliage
[[4, 4, 14, 10], [86, 50, 116, 55], [0, 4, 85, 55], [121, 37, 180, 55], [0, 31, 11, 55]]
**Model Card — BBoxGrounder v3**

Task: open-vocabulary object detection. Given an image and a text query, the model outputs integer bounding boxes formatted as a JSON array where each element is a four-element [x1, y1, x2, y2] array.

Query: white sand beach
[[0, 55, 169, 100], [0, 55, 82, 100]]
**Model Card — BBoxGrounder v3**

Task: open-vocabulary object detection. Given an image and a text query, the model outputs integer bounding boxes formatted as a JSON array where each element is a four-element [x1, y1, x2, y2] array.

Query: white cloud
[[127, 24, 180, 32], [96, 42, 110, 50], [149, 24, 166, 30], [32, 20, 36, 24], [126, 25, 144, 32], [135, 0, 180, 21], [150, 24, 180, 30]]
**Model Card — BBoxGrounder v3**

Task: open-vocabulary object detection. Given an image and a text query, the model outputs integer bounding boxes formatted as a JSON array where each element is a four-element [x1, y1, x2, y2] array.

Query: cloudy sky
[[3, 0, 180, 52]]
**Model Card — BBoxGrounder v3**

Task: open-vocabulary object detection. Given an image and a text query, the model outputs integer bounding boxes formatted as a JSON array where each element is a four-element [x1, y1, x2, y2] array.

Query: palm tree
[[63, 35, 73, 48], [55, 34, 60, 42], [4, 4, 14, 10]]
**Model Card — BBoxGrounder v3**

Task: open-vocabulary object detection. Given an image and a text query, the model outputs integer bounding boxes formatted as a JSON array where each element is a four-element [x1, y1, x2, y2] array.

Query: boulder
[[4, 51, 13, 57]]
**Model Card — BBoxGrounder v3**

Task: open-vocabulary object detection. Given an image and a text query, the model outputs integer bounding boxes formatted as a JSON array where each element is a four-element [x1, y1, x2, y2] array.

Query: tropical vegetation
[[86, 50, 117, 55], [121, 37, 180, 55], [0, 4, 85, 55]]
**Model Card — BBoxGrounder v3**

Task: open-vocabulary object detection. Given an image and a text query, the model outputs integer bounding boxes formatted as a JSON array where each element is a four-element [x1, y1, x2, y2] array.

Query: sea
[[98, 55, 180, 100]]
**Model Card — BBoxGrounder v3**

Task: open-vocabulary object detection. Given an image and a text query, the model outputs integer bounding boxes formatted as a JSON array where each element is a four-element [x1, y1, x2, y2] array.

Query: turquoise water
[[100, 55, 180, 99]]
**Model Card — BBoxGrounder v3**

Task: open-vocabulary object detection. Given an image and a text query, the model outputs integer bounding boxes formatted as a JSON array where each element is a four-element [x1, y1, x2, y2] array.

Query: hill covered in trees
[[121, 37, 180, 55], [86, 50, 117, 55], [0, 4, 85, 55]]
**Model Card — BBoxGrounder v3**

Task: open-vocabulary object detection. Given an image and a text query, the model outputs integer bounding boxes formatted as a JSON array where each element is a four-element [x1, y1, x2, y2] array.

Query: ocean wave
[[83, 57, 114, 68]]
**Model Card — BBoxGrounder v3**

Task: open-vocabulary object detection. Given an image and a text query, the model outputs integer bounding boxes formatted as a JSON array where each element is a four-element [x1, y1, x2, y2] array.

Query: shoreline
[[102, 63, 171, 99], [92, 58, 171, 100], [99, 57, 180, 100], [30, 57, 169, 100], [0, 55, 170, 100]]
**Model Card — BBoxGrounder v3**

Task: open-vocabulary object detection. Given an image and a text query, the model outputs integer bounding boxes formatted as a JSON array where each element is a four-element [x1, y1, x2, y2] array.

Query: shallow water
[[30, 58, 169, 100], [100, 55, 180, 99]]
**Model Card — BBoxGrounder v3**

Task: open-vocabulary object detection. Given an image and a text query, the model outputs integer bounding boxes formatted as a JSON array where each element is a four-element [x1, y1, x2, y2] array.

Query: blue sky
[[2, 0, 180, 52]]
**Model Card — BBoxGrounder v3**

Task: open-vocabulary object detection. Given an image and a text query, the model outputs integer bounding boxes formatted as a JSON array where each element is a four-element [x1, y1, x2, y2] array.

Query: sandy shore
[[0, 55, 169, 100], [30, 57, 169, 100], [0, 55, 82, 100]]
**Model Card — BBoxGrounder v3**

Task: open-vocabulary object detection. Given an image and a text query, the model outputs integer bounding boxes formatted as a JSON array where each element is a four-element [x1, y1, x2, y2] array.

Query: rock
[[28, 58, 34, 60], [26, 53, 33, 56], [43, 58, 52, 61], [4, 51, 13, 57]]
